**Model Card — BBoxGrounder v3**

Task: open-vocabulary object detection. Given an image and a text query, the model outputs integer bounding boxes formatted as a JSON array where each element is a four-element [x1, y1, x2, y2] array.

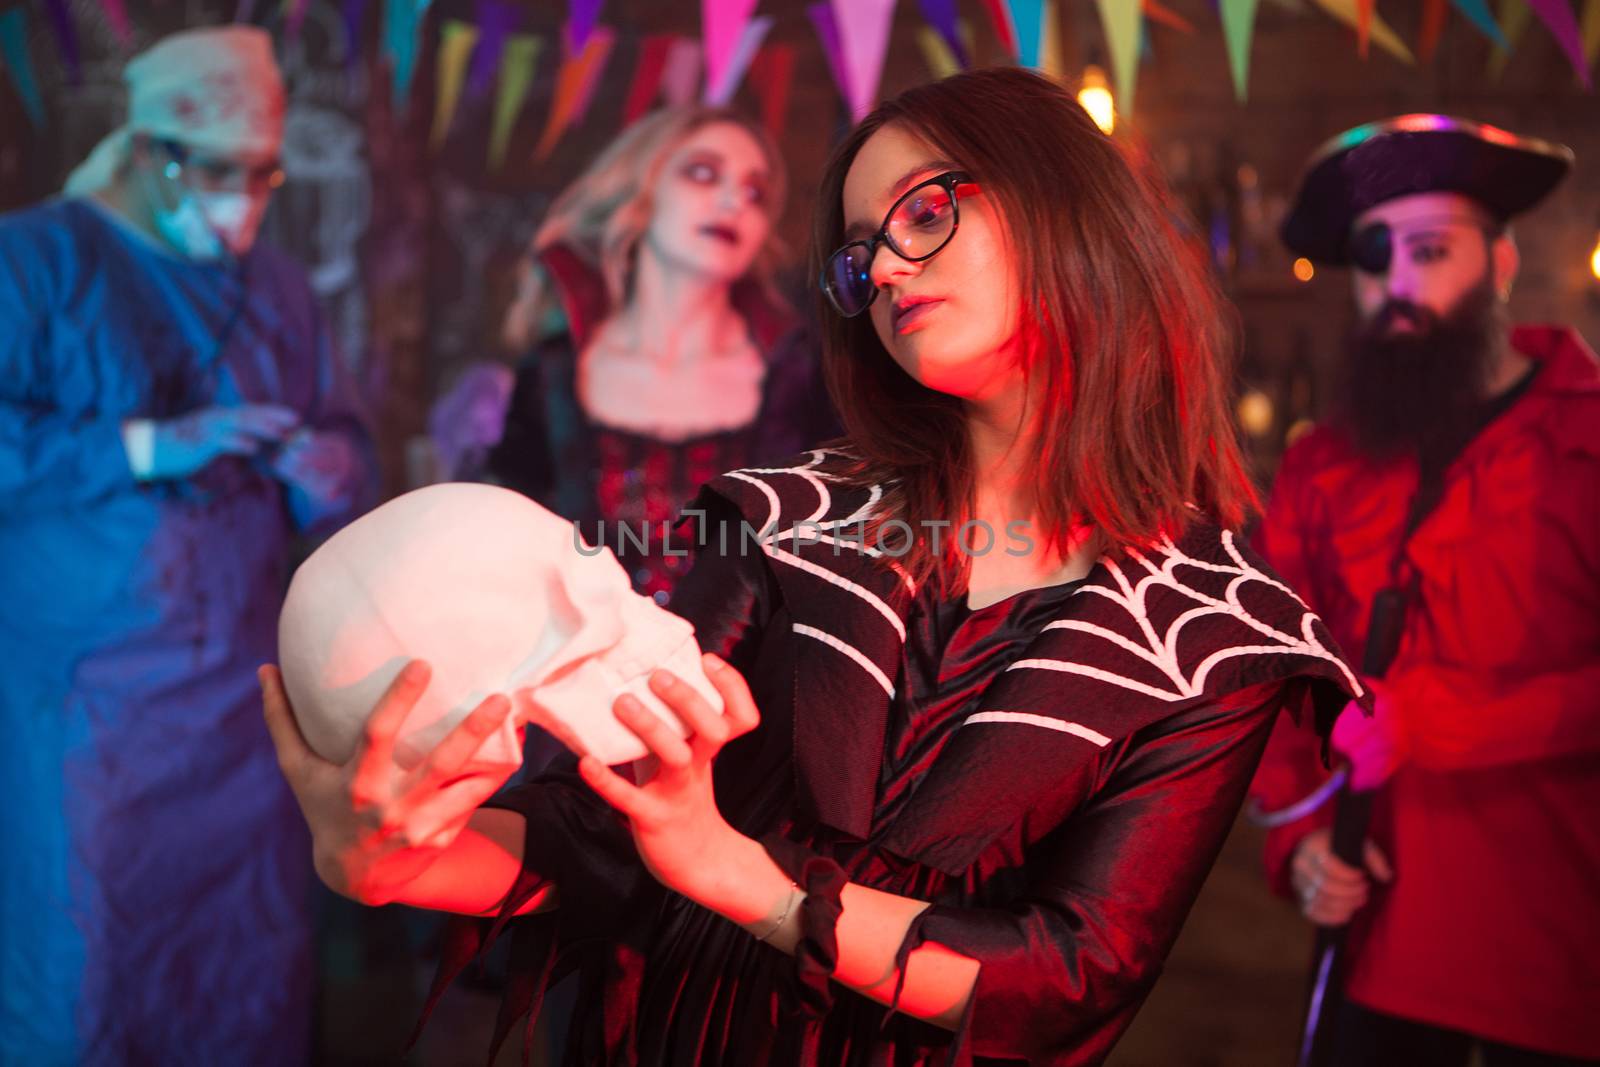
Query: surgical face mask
[[143, 163, 260, 260], [195, 190, 262, 256]]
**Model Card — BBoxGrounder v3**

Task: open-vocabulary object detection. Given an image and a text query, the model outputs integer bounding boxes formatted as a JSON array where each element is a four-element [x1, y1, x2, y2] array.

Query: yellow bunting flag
[[1095, 0, 1144, 115], [430, 20, 479, 151], [917, 25, 961, 78], [488, 34, 542, 171]]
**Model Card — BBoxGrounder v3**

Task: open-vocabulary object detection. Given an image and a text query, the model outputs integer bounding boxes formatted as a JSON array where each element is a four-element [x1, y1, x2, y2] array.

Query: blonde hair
[[503, 107, 788, 350]]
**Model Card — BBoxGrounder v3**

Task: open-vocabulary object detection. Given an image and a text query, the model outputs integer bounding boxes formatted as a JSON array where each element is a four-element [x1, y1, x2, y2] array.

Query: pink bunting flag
[[660, 36, 703, 106], [624, 33, 677, 125], [1525, 0, 1592, 87], [705, 14, 772, 105], [702, 0, 758, 108], [831, 0, 897, 121], [100, 0, 133, 50], [749, 42, 796, 140]]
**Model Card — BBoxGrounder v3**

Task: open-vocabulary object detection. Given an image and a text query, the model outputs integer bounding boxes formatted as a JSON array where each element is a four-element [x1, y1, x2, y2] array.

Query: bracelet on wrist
[[752, 880, 803, 943]]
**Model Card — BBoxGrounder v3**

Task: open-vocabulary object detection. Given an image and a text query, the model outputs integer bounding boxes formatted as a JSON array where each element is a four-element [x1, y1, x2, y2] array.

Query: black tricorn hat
[[1281, 114, 1574, 266]]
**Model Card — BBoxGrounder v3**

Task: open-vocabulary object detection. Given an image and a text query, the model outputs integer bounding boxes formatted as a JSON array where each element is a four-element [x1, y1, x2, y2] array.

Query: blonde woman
[[490, 107, 835, 606]]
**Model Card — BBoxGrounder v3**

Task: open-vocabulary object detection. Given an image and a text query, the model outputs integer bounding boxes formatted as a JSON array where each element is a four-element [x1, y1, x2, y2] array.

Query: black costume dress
[[487, 244, 836, 604], [421, 448, 1364, 1066]]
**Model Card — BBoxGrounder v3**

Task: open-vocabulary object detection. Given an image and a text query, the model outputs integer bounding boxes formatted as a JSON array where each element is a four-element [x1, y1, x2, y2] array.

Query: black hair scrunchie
[[761, 832, 849, 1016]]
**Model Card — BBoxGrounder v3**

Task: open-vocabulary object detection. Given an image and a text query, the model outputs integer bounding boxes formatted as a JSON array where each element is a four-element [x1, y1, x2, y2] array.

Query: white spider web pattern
[[1005, 530, 1364, 703]]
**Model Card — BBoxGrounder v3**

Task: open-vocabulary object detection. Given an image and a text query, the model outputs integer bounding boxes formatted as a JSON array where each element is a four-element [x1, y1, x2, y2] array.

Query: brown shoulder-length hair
[[813, 67, 1256, 589]]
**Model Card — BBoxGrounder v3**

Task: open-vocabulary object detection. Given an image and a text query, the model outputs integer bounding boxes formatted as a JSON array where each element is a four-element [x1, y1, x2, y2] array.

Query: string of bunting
[[2, 0, 1595, 145]]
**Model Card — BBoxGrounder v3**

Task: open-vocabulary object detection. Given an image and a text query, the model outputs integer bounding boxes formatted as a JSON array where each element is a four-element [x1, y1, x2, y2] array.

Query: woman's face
[[644, 122, 774, 283], [839, 123, 1022, 403]]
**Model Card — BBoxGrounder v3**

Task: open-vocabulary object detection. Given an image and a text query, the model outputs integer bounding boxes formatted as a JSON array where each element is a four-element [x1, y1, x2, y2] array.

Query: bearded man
[[1249, 115, 1600, 1066]]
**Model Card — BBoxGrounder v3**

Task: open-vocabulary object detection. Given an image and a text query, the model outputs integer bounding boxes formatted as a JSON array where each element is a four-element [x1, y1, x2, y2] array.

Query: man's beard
[[1336, 277, 1506, 459]]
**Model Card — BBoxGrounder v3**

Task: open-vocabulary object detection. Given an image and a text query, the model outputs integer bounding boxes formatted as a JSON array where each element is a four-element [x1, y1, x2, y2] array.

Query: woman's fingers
[[259, 664, 316, 781], [578, 754, 660, 824], [353, 661, 433, 777], [647, 670, 729, 760], [414, 693, 516, 783], [701, 654, 760, 737], [614, 694, 695, 769]]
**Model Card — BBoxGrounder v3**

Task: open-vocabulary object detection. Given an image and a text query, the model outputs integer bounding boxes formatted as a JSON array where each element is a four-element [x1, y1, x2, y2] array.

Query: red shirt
[[1249, 325, 1600, 1057]]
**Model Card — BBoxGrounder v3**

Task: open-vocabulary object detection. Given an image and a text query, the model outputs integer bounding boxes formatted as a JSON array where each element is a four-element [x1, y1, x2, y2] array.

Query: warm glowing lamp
[[1590, 233, 1600, 282], [1078, 66, 1115, 135], [1236, 390, 1275, 438], [1293, 257, 1315, 282]]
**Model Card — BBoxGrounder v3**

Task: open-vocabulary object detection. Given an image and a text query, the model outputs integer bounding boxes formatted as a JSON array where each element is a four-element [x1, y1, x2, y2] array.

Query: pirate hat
[[1281, 114, 1574, 266]]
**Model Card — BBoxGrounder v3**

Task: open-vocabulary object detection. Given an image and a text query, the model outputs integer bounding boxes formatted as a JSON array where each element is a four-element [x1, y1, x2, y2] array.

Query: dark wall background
[[4, 1, 1596, 497]]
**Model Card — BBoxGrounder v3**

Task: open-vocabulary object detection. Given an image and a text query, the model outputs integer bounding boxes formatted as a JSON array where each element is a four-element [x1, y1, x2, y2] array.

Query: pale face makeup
[[643, 122, 774, 283], [1350, 192, 1500, 333], [839, 124, 1023, 406]]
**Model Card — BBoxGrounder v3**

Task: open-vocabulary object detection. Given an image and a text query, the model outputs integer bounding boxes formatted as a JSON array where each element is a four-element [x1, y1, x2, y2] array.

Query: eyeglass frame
[[821, 170, 974, 317], [155, 137, 286, 194]]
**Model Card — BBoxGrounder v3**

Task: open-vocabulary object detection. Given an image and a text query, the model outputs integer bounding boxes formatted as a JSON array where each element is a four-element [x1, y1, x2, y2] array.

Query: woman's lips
[[699, 224, 739, 245], [893, 299, 943, 334]]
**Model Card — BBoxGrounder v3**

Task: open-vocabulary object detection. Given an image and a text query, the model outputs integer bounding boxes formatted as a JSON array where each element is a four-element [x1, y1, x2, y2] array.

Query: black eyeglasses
[[821, 170, 974, 318], [159, 138, 286, 194]]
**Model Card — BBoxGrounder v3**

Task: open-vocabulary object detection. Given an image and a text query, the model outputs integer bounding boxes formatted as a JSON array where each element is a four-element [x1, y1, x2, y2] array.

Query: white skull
[[277, 483, 719, 772]]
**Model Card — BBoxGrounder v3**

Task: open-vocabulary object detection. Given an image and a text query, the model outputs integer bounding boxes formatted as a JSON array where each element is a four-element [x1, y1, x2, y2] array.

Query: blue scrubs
[[0, 197, 373, 1065]]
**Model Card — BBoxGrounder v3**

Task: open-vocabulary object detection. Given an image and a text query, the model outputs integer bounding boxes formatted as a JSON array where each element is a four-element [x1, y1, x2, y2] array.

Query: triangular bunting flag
[[1309, 0, 1416, 62], [1420, 0, 1450, 61], [1143, 1, 1196, 33], [429, 19, 478, 150], [533, 25, 616, 163], [0, 8, 45, 127], [660, 36, 703, 105], [383, 0, 435, 111], [1525, 0, 1592, 87], [1451, 0, 1512, 47], [706, 14, 773, 104], [488, 34, 540, 170], [1488, 0, 1532, 79], [831, 0, 898, 121], [1221, 0, 1261, 101], [466, 0, 518, 99], [749, 42, 796, 139], [624, 33, 676, 125], [1096, 0, 1143, 113], [702, 0, 758, 109], [1008, 0, 1047, 68], [918, 0, 970, 66]]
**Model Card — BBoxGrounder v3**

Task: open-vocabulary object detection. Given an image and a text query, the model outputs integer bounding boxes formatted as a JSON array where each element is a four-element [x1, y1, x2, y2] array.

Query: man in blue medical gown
[[0, 26, 376, 1065]]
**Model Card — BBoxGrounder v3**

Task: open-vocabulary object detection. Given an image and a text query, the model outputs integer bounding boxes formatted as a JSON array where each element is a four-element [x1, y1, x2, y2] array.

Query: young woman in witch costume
[[261, 69, 1366, 1066]]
